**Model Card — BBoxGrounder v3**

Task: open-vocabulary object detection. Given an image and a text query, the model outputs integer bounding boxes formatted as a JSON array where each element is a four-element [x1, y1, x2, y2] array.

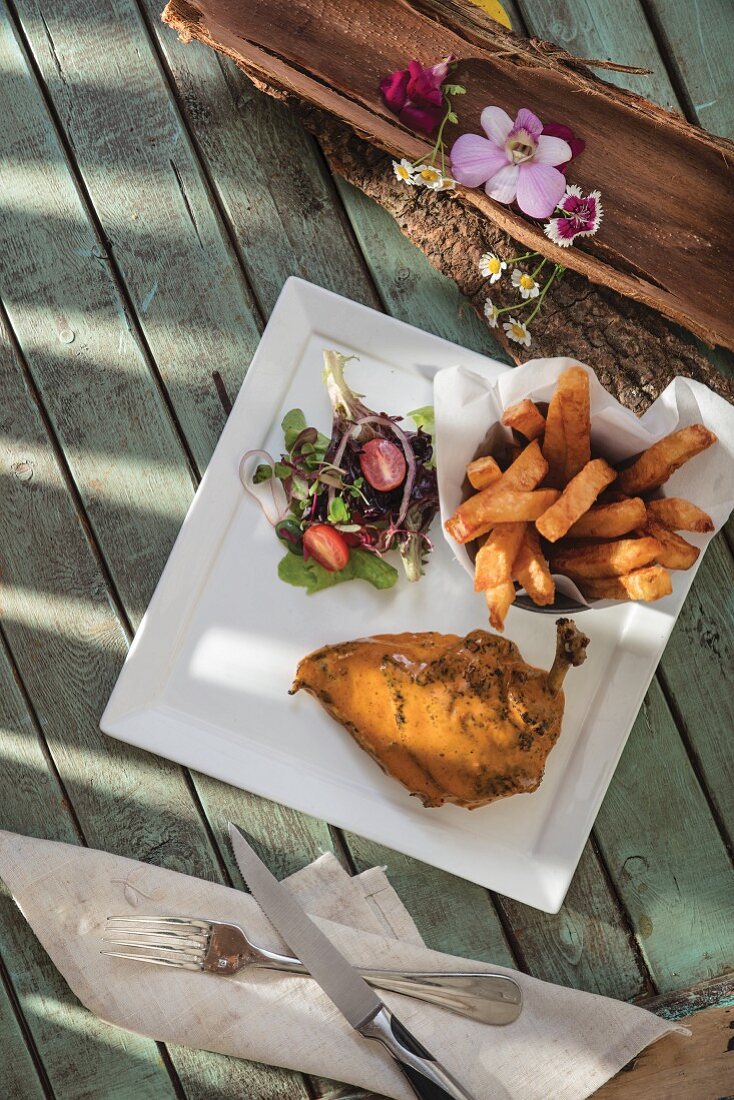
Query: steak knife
[[228, 823, 483, 1100]]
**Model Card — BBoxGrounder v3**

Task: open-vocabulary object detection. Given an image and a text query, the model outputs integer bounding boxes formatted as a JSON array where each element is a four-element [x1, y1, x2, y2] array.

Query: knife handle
[[360, 1005, 478, 1100]]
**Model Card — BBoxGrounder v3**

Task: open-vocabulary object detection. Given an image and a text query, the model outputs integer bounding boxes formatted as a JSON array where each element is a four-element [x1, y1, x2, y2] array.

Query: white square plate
[[102, 278, 696, 912]]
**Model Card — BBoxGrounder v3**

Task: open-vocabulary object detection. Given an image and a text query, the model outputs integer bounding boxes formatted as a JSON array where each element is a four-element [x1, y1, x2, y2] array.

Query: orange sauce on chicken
[[291, 630, 569, 809]]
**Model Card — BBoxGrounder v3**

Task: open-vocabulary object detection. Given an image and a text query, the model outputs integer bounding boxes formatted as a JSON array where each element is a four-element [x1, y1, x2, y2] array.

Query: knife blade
[[228, 823, 481, 1100]]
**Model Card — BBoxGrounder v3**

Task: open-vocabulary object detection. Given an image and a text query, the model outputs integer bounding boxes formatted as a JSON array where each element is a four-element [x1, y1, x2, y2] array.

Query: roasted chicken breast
[[291, 620, 588, 809]]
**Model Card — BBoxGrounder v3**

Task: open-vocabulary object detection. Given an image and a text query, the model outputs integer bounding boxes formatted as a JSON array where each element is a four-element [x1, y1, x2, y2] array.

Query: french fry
[[513, 526, 555, 606], [576, 565, 673, 602], [558, 367, 591, 480], [501, 398, 546, 441], [549, 536, 661, 578], [617, 424, 717, 494], [447, 489, 559, 542], [535, 458, 616, 543], [474, 522, 526, 591], [646, 497, 714, 532], [644, 519, 700, 570], [501, 440, 548, 491], [567, 497, 646, 539], [503, 443, 523, 467], [485, 580, 516, 632], [445, 441, 549, 543], [542, 384, 566, 488], [466, 454, 502, 490]]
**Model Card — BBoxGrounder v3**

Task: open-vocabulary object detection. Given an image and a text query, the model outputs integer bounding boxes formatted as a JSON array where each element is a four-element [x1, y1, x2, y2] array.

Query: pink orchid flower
[[450, 107, 572, 217], [380, 56, 453, 135]]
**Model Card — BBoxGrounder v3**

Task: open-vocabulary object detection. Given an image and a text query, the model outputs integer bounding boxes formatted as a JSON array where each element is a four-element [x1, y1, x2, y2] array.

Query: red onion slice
[[355, 415, 417, 525], [238, 450, 288, 526]]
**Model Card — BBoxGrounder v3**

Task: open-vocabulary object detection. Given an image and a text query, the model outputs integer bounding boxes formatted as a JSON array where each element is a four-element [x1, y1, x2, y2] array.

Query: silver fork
[[102, 915, 522, 1025]]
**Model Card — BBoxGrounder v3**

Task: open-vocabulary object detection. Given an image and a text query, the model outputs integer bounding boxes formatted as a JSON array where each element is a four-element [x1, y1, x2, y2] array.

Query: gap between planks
[[0, 950, 56, 1100]]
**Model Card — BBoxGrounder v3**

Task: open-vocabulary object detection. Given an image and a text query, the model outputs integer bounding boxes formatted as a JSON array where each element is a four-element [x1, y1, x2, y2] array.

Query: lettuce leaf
[[407, 405, 435, 436], [278, 547, 398, 595]]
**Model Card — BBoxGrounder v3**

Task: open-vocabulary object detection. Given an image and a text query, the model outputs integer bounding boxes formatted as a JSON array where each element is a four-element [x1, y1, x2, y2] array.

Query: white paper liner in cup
[[434, 357, 734, 610]]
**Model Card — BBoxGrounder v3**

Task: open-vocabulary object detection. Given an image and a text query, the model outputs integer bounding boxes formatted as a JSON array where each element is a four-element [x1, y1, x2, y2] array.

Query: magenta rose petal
[[379, 69, 409, 113], [533, 135, 573, 166], [485, 162, 520, 204], [542, 122, 574, 142], [450, 134, 509, 187], [400, 100, 443, 134], [480, 105, 514, 145], [516, 163, 566, 218], [406, 60, 444, 108]]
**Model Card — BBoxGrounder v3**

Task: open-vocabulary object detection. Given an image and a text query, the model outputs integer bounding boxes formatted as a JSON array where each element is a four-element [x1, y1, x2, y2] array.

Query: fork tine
[[106, 916, 211, 930], [103, 937, 204, 960], [103, 928, 207, 947], [102, 935, 206, 957], [101, 949, 202, 972]]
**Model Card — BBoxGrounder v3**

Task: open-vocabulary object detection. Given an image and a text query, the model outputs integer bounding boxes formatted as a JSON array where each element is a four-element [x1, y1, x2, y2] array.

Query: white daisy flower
[[436, 176, 456, 191], [392, 159, 417, 185], [479, 252, 506, 283], [503, 317, 532, 348], [511, 269, 540, 299], [415, 164, 444, 189], [483, 298, 499, 328]]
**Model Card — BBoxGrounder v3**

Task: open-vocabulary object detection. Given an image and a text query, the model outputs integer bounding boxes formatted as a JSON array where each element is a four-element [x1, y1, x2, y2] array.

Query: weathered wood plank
[[345, 834, 515, 967], [594, 678, 734, 992], [0, 312, 310, 1098], [644, 0, 734, 137], [495, 844, 648, 999], [515, 0, 680, 110], [0, 635, 179, 1099], [15, 0, 263, 474], [332, 176, 508, 361], [657, 536, 734, 850], [0, 6, 195, 626], [594, 1001, 734, 1098], [636, 973, 734, 1020], [0, 12, 339, 1093], [196, 784, 339, 887], [347, 835, 646, 1001], [0, 964, 47, 1100], [138, 0, 378, 318]]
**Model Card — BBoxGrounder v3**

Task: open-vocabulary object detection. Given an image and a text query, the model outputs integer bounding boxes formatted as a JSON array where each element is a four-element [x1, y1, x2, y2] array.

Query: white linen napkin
[[0, 831, 685, 1099]]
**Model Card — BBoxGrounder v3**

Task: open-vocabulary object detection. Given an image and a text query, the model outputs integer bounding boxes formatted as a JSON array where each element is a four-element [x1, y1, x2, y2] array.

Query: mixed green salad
[[241, 351, 438, 594]]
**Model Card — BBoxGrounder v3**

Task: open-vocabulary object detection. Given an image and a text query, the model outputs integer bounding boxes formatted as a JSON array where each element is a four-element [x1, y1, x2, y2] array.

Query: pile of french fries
[[445, 366, 717, 631]]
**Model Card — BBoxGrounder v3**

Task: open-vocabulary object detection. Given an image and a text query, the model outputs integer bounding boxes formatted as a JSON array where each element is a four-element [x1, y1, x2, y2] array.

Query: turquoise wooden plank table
[[1, 0, 732, 1097]]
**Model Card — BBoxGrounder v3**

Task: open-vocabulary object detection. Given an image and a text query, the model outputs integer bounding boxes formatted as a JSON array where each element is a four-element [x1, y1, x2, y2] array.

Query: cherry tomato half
[[303, 524, 350, 572], [359, 437, 406, 492]]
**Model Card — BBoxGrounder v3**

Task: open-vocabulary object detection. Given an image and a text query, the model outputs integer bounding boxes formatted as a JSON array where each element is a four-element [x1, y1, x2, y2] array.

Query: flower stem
[[505, 251, 539, 265], [495, 299, 534, 317], [531, 257, 547, 279], [524, 264, 561, 326]]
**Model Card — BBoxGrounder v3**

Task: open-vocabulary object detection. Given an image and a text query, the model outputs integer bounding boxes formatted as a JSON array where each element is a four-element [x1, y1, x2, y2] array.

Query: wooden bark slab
[[594, 1000, 734, 1098], [162, 0, 734, 354]]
